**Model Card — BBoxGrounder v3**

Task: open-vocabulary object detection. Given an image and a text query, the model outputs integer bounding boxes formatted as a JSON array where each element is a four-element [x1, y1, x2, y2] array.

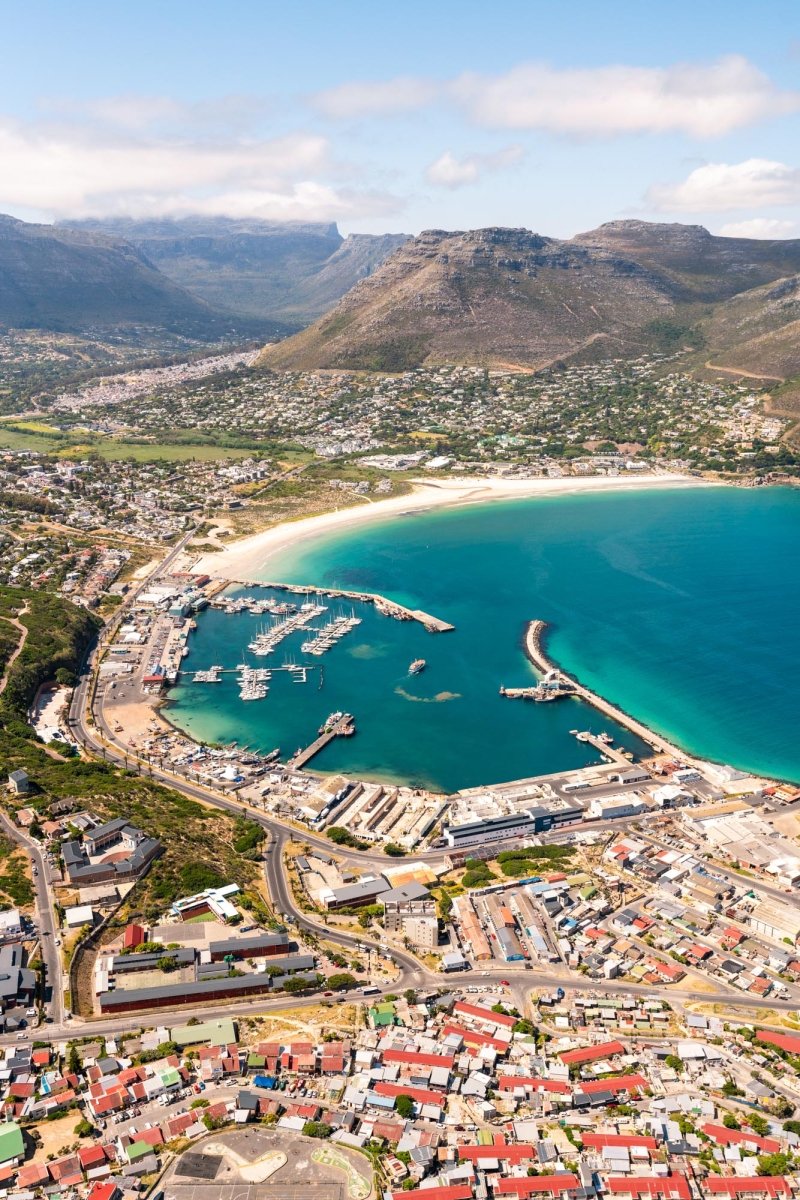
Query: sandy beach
[[190, 471, 715, 581]]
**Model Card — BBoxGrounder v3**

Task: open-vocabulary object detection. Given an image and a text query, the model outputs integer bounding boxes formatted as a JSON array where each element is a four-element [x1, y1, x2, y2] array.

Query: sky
[[2, 0, 800, 238]]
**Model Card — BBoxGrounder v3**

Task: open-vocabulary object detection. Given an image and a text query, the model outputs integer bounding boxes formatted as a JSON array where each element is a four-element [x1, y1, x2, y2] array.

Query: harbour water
[[167, 486, 800, 791]]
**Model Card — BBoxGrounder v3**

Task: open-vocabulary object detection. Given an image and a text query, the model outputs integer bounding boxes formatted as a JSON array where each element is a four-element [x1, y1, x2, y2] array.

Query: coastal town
[[1, 331, 800, 1200], [3, 350, 797, 487]]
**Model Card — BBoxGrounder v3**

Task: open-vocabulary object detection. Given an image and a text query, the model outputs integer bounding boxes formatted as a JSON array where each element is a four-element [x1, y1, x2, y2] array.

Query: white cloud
[[311, 55, 798, 138], [312, 76, 438, 120], [0, 116, 400, 222], [647, 158, 800, 212], [719, 217, 798, 238], [41, 93, 266, 136], [426, 145, 523, 189], [452, 55, 799, 137]]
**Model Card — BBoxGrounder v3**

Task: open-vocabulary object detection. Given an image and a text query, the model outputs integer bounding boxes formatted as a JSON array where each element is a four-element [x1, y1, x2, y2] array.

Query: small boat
[[409, 658, 426, 675]]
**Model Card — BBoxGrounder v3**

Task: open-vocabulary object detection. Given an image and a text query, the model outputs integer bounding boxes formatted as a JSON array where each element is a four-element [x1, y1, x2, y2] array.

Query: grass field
[[0, 425, 254, 461]]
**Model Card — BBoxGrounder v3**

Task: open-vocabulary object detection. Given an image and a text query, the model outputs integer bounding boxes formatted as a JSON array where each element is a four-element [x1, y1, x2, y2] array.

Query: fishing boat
[[409, 658, 426, 675]]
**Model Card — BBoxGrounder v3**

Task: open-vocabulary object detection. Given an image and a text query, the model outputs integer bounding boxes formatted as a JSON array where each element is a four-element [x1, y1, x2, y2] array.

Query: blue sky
[[2, 0, 799, 237]]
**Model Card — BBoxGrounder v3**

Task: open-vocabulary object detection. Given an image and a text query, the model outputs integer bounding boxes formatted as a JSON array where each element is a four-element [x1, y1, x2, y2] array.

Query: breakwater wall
[[214, 577, 455, 633], [522, 619, 680, 760]]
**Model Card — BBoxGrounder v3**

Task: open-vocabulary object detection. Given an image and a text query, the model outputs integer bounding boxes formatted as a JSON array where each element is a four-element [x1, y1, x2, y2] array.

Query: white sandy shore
[[190, 471, 717, 581]]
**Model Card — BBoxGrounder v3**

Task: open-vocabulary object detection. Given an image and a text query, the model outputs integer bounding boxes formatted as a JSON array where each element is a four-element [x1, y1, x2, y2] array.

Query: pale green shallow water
[[167, 486, 800, 791]]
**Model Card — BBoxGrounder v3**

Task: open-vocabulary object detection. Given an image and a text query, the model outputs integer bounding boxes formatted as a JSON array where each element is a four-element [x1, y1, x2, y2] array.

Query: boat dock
[[500, 669, 576, 702], [522, 618, 678, 760], [289, 712, 355, 770], [213, 578, 455, 633], [574, 730, 633, 766]]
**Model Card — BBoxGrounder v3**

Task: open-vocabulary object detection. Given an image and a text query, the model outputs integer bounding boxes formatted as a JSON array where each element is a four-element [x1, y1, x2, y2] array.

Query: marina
[[166, 489, 800, 789], [210, 577, 456, 633]]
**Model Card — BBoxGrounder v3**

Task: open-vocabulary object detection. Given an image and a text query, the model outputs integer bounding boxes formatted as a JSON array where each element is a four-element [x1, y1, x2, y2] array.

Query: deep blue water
[[167, 487, 800, 791]]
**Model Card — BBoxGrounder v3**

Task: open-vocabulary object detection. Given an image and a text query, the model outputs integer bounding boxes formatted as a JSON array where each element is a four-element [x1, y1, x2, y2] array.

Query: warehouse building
[[98, 956, 318, 1013], [442, 803, 582, 850], [320, 876, 391, 911]]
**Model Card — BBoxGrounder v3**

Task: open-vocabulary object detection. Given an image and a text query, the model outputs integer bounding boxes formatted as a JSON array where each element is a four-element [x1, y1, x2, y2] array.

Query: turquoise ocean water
[[166, 486, 800, 792]]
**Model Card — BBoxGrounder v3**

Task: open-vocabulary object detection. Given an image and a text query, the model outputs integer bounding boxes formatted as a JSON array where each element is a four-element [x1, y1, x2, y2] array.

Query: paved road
[[0, 809, 63, 1026], [25, 525, 791, 1046]]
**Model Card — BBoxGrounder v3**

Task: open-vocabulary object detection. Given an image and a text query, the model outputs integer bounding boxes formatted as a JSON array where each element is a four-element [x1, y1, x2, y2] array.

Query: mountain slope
[[0, 214, 263, 338], [64, 216, 408, 325], [259, 222, 800, 372], [699, 274, 800, 378]]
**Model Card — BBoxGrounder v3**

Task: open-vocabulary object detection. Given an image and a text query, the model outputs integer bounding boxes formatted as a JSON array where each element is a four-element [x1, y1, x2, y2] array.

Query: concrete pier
[[289, 713, 355, 769]]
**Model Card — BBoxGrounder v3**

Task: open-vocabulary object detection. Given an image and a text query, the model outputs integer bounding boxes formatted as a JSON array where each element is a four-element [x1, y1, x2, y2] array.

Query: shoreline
[[188, 471, 717, 582]]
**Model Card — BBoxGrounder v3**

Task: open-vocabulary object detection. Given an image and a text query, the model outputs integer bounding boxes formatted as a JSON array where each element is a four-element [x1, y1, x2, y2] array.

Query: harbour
[[163, 487, 800, 789]]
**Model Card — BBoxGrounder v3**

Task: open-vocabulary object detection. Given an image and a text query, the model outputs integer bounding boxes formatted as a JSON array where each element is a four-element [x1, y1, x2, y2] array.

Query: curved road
[[11, 526, 783, 1043]]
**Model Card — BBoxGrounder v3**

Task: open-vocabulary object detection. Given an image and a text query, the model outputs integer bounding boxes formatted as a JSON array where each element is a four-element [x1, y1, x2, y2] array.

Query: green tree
[[327, 972, 357, 991], [758, 1152, 792, 1176], [395, 1094, 415, 1119], [302, 1121, 332, 1139]]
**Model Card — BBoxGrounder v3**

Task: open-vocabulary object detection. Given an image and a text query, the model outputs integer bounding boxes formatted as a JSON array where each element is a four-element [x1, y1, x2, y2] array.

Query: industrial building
[[442, 802, 582, 850], [98, 956, 317, 1013], [320, 876, 391, 910]]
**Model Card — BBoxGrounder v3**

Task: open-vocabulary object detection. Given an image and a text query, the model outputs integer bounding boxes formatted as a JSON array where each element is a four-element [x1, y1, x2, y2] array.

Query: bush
[[302, 1121, 332, 1139], [327, 972, 357, 991], [327, 826, 368, 850]]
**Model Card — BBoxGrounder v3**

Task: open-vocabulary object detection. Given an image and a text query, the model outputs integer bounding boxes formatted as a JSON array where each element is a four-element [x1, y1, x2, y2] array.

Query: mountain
[[0, 214, 270, 338], [258, 222, 800, 373], [699, 274, 800, 379], [63, 216, 408, 326]]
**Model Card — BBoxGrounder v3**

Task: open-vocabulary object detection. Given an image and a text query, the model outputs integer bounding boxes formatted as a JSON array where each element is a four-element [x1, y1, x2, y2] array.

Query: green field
[[0, 425, 254, 462]]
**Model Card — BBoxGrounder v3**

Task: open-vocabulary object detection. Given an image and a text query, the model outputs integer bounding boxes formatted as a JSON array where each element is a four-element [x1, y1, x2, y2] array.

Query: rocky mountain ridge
[[258, 221, 800, 374]]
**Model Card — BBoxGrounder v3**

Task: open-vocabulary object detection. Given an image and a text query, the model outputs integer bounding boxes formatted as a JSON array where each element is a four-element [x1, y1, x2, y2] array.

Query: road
[[0, 809, 63, 1026], [0, 523, 775, 1045]]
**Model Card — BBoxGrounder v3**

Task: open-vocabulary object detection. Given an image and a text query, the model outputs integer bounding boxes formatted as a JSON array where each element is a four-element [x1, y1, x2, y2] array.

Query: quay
[[214, 577, 455, 633], [574, 730, 633, 766], [500, 668, 576, 702], [289, 712, 355, 769], [523, 619, 679, 759]]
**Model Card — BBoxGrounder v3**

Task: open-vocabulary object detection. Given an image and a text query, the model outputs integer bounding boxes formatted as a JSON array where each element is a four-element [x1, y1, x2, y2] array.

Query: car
[[323, 990, 333, 997], [25, 1008, 37, 1017], [500, 979, 510, 987], [16, 1032, 27, 1040]]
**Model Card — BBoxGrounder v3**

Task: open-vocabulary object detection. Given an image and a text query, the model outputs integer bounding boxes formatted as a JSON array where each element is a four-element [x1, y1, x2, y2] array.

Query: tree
[[73, 1119, 93, 1137], [327, 972, 357, 991], [758, 1152, 792, 1176], [665, 1054, 684, 1074], [302, 1121, 332, 1139], [283, 976, 314, 994], [748, 1113, 770, 1137], [722, 1113, 740, 1130], [66, 1044, 81, 1075], [394, 1094, 415, 1119]]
